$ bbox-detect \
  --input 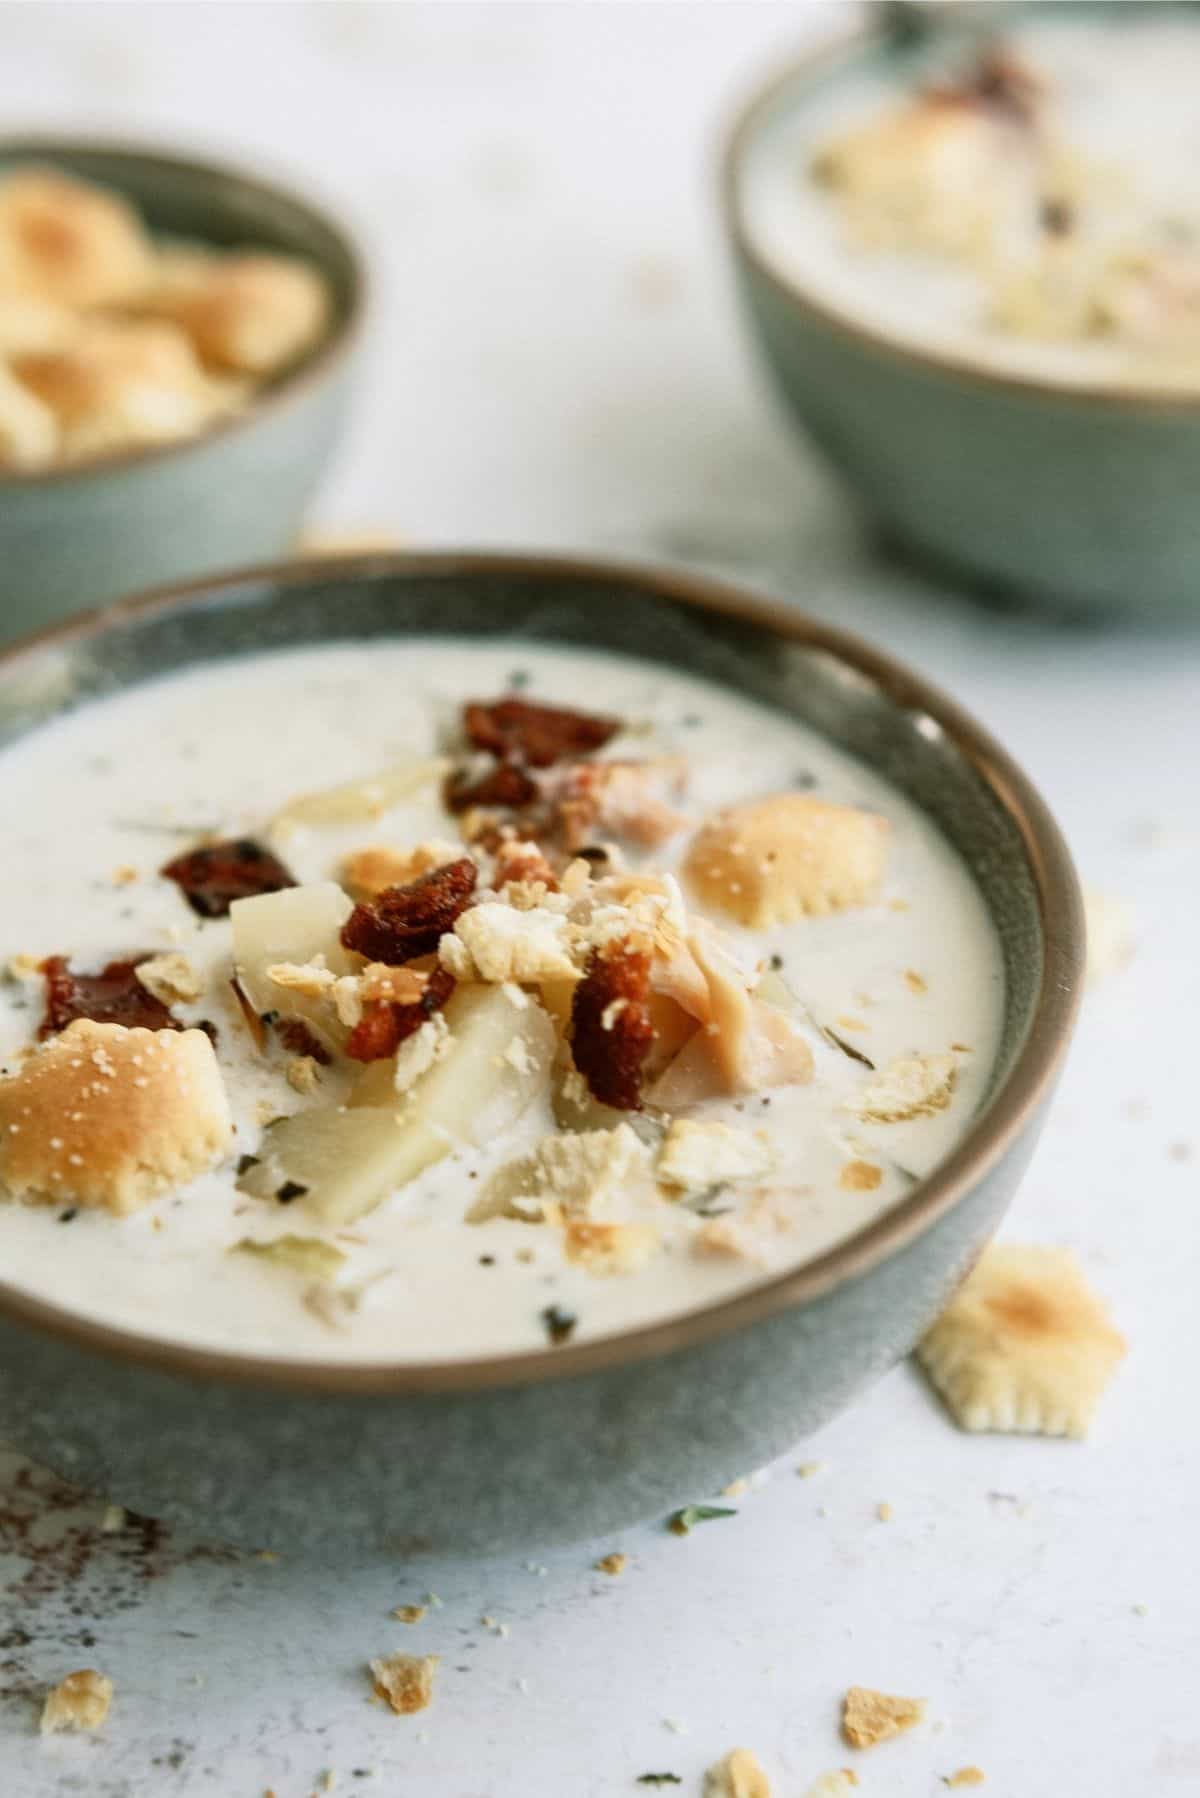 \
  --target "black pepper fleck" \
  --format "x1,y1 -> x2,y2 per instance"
57,1208 -> 78,1224
236,1154 -> 260,1177
275,1181 -> 308,1204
